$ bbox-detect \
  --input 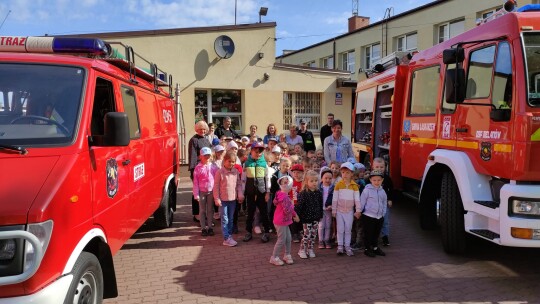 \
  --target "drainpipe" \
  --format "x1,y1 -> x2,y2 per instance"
333,38 -> 336,69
